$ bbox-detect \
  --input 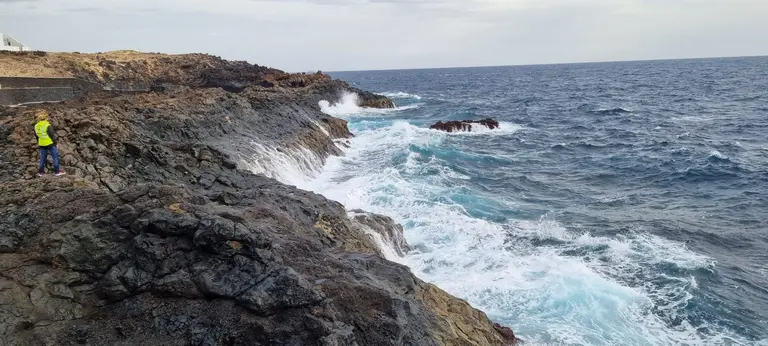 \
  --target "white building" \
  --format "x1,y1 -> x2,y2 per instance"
0,32 -> 31,52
